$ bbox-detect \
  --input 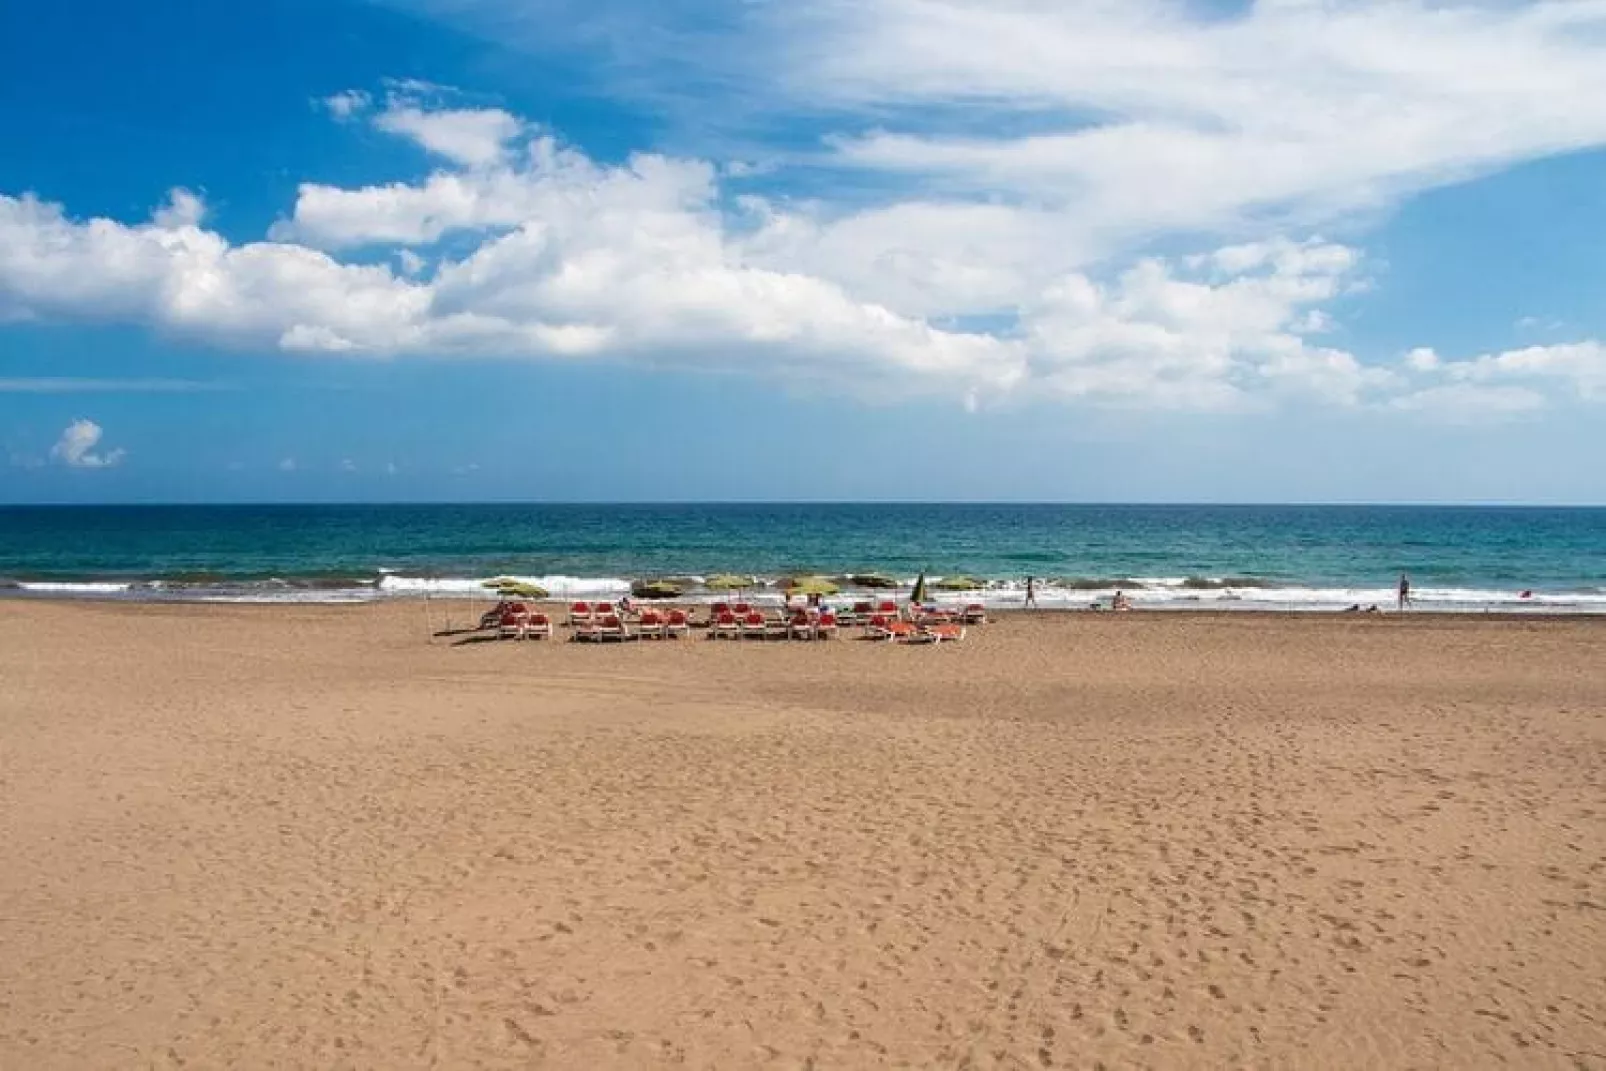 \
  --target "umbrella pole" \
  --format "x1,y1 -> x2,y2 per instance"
423,582 -> 434,644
